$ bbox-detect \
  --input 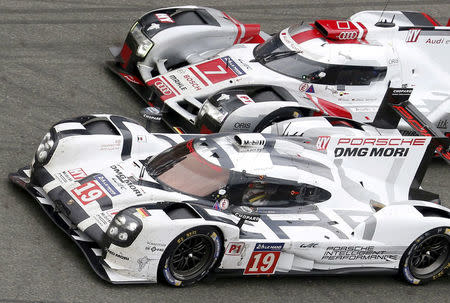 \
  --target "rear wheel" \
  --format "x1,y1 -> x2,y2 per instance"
158,226 -> 222,286
400,227 -> 450,285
